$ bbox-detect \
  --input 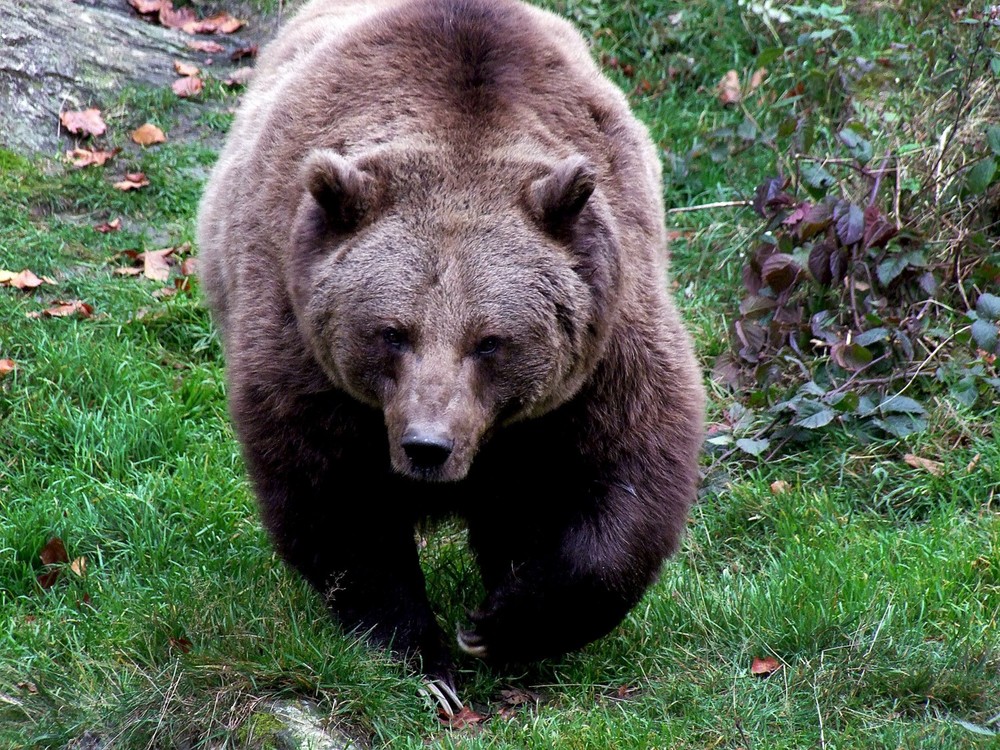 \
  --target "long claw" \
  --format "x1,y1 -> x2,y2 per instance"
419,677 -> 464,716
